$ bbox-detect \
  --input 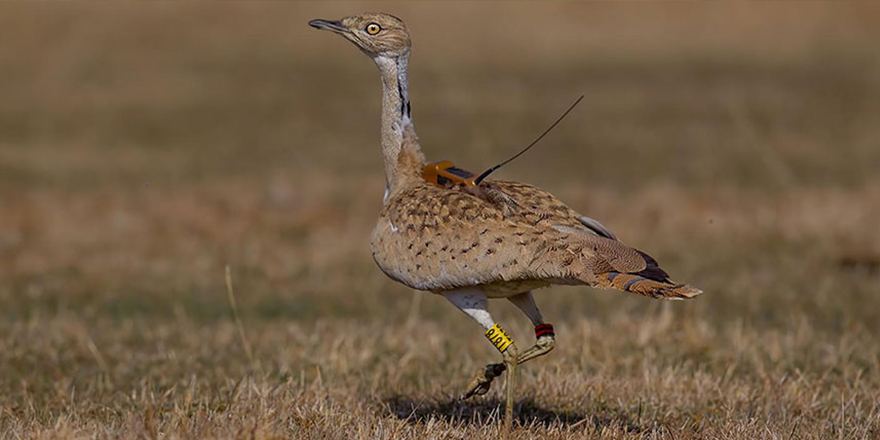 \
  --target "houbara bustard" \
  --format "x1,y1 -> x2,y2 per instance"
309,13 -> 701,427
